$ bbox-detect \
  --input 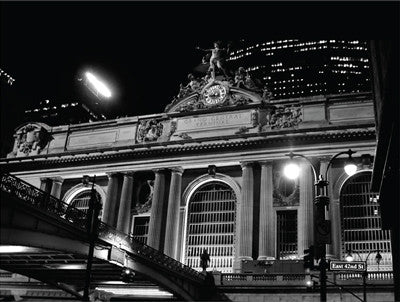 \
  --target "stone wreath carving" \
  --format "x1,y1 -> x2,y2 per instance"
134,180 -> 154,214
273,172 -> 300,207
